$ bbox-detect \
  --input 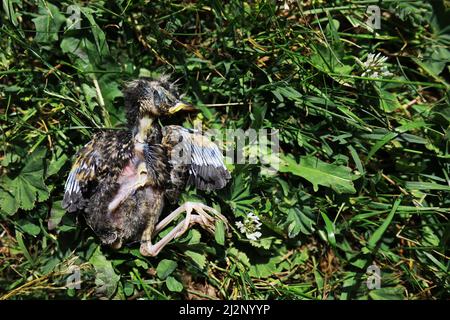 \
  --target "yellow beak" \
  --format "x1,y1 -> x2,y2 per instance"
168,101 -> 191,114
